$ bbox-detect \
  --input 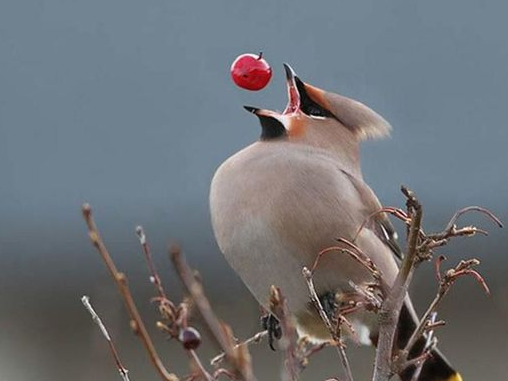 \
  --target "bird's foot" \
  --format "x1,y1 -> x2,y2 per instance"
319,291 -> 338,320
261,313 -> 282,351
